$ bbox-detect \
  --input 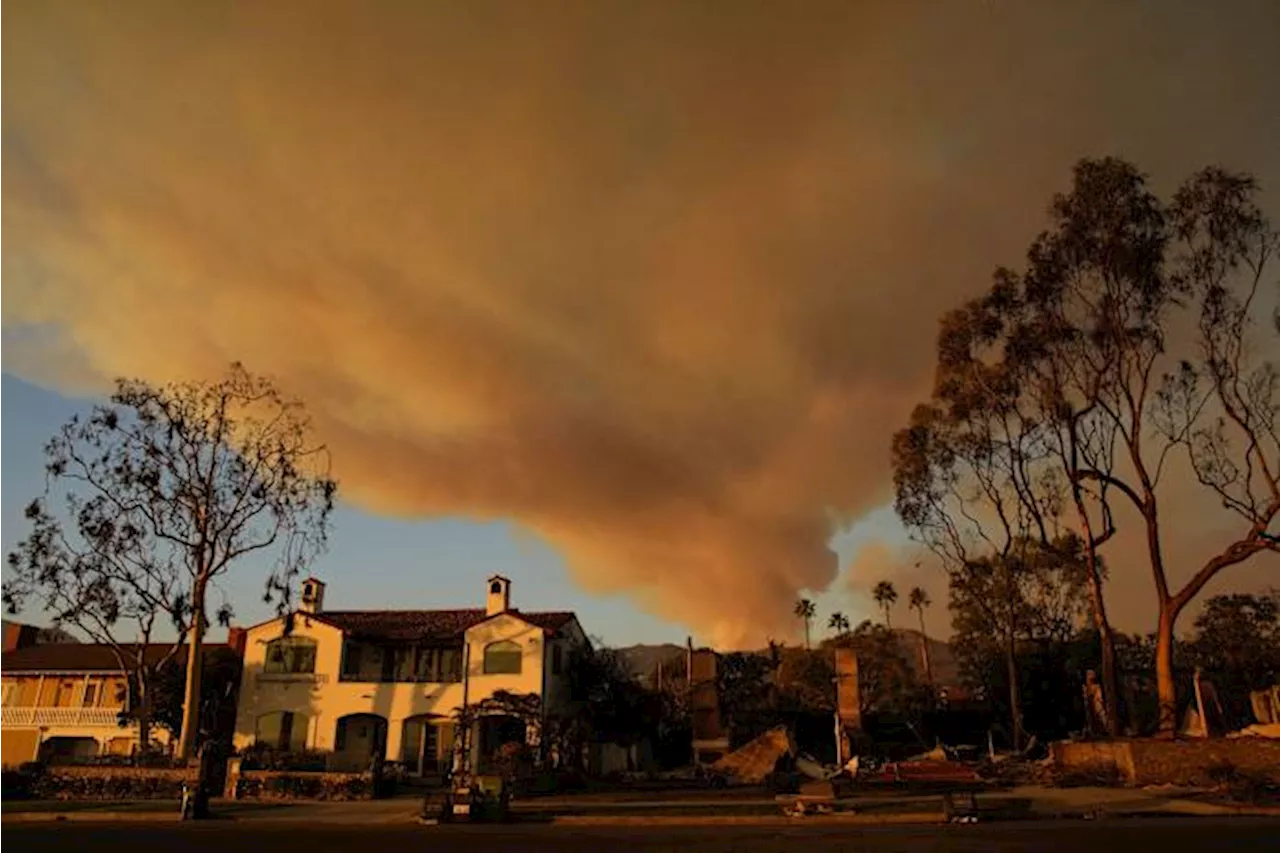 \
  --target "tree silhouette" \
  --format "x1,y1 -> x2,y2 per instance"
828,611 -> 851,637
872,581 -> 898,630
793,598 -> 816,649
908,587 -> 934,686
5,364 -> 336,759
893,158 -> 1279,734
